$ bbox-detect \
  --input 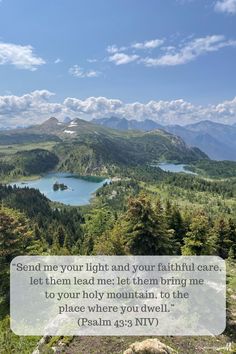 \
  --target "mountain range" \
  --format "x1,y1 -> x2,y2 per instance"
92,117 -> 236,161
91,117 -> 163,131
0,117 -> 207,176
